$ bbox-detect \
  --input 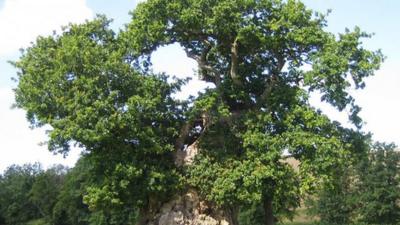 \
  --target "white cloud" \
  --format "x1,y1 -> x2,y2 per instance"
309,60 -> 400,145
0,0 -> 93,56
354,60 -> 400,145
151,44 -> 213,100
0,88 -> 81,172
0,0 -> 92,172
